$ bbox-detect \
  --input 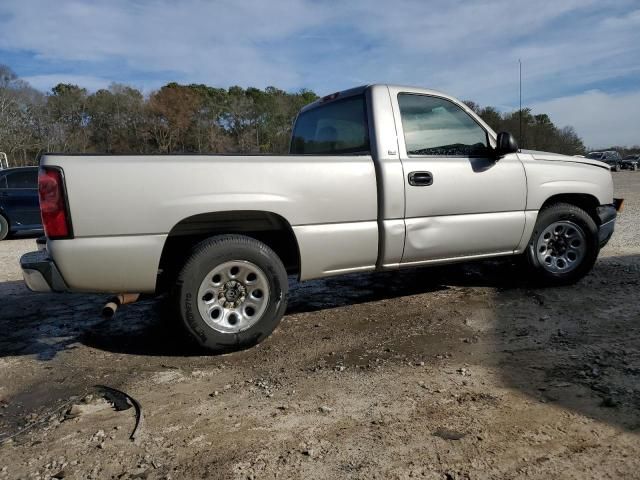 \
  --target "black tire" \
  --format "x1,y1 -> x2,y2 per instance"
0,215 -> 8,241
526,203 -> 599,285
175,234 -> 288,353
614,164 -> 621,172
